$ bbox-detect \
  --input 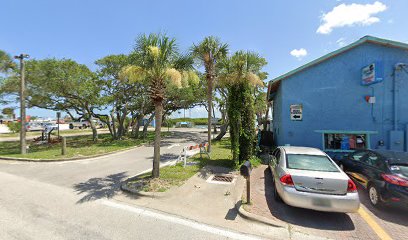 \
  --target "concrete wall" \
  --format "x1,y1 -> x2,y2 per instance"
272,42 -> 408,151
